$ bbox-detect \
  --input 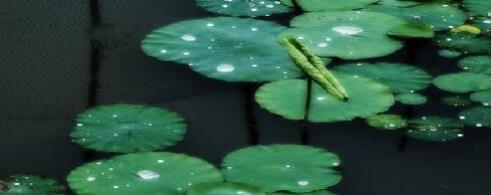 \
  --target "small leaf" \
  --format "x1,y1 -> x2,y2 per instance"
1,175 -> 64,195
433,72 -> 491,93
296,0 -> 378,11
407,116 -> 464,142
366,114 -> 408,130
459,106 -> 491,128
470,90 -> 491,106
458,55 -> 491,75
196,0 -> 292,17
396,93 -> 428,105
388,23 -> 435,38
